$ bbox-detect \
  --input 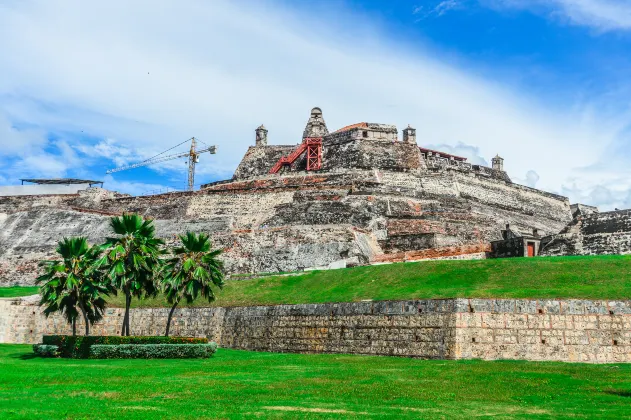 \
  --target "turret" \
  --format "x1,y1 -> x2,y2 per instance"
302,107 -> 329,139
403,125 -> 416,144
255,124 -> 268,146
492,154 -> 504,171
